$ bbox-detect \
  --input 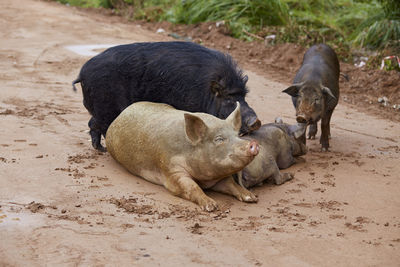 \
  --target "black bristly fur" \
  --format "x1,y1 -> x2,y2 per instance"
73,41 -> 258,151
